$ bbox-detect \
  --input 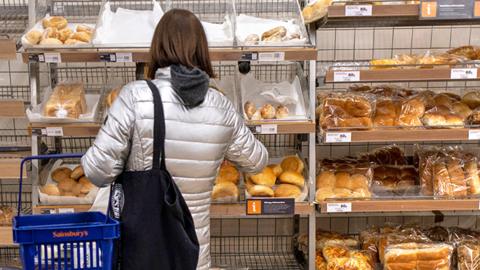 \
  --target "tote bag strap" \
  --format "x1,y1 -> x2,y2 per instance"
145,80 -> 167,170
